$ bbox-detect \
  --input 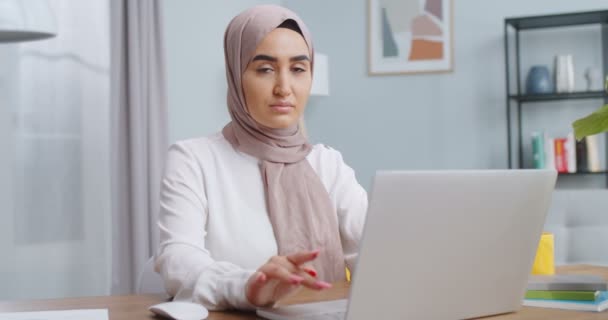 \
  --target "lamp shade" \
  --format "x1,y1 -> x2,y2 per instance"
311,52 -> 329,96
0,0 -> 56,42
